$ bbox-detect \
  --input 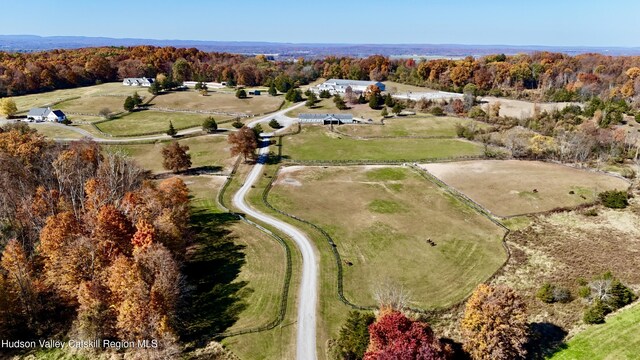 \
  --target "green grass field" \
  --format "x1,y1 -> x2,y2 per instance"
338,115 -> 489,138
186,173 -> 295,359
550,303 -> 640,360
268,166 -> 507,309
281,125 -> 484,161
107,135 -> 236,173
95,110 -> 232,136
